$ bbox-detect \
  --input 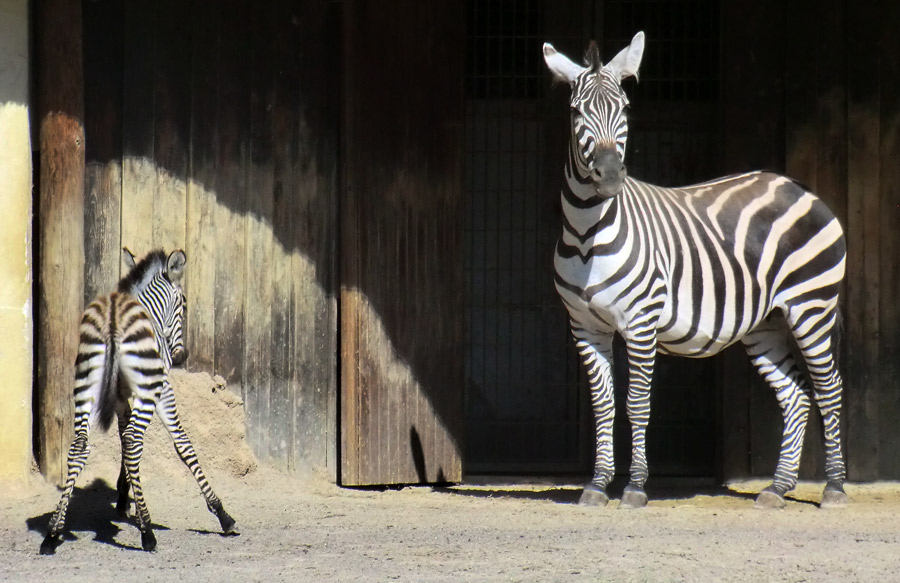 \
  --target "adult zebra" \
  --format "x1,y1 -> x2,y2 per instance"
40,248 -> 237,555
543,32 -> 847,509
